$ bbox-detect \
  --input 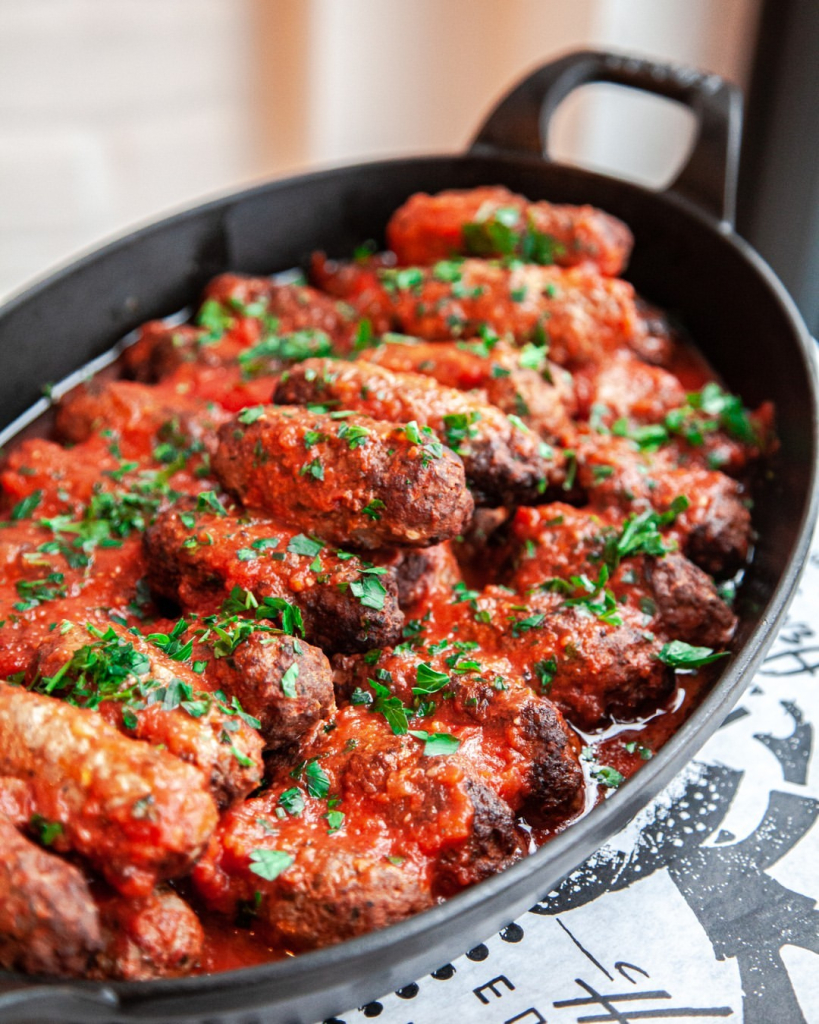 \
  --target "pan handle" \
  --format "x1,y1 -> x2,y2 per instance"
469,49 -> 743,228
